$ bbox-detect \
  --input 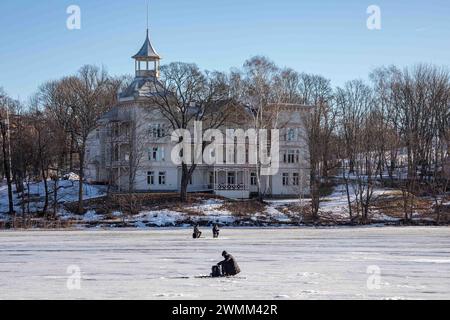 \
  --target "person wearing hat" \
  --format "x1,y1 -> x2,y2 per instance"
217,251 -> 241,276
